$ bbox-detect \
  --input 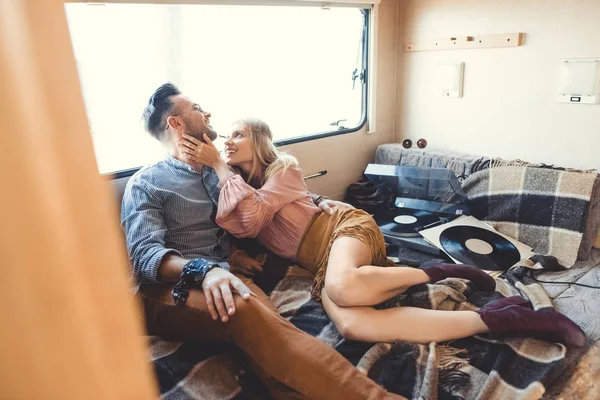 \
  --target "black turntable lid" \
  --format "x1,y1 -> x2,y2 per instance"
364,164 -> 468,205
